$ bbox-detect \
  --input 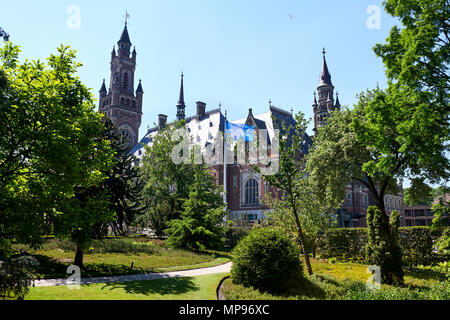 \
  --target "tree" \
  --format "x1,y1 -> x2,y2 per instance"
260,112 -> 339,276
0,43 -> 114,252
95,118 -> 144,237
53,118 -> 144,268
165,160 -> 225,252
138,122 -> 195,237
